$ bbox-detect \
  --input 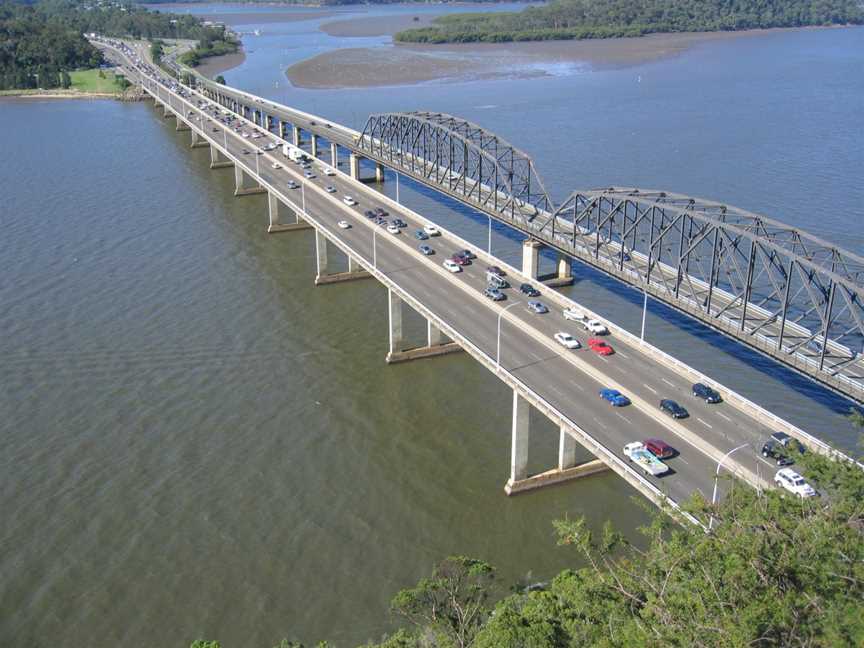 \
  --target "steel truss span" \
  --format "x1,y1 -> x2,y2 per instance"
357,113 -> 864,401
